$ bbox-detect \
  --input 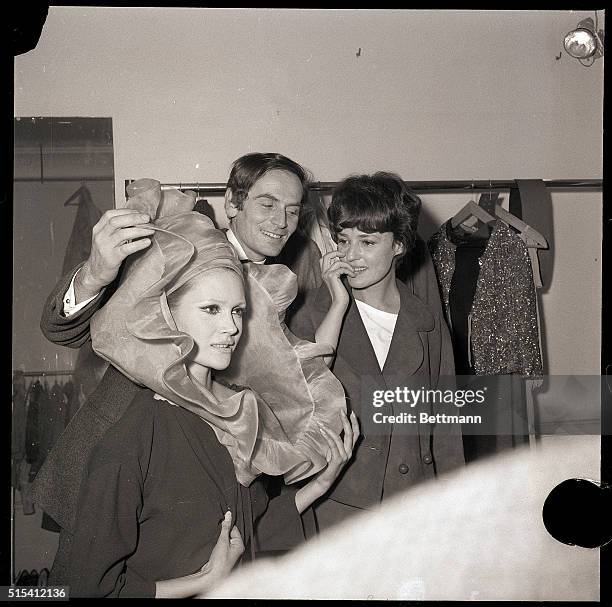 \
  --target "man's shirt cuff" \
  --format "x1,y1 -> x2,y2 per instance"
63,268 -> 100,317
